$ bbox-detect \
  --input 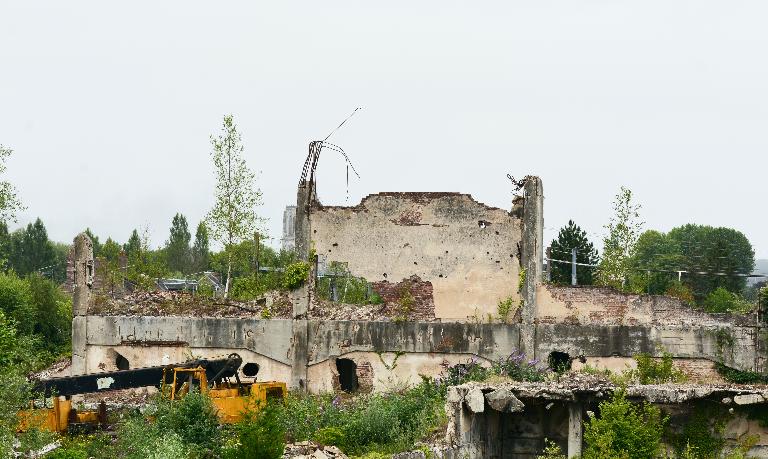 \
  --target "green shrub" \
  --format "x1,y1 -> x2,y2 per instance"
283,262 -> 310,290
278,380 -> 444,456
715,362 -> 768,384
670,405 -> 726,459
632,352 -> 686,384
154,391 -> 221,455
439,357 -> 490,387
313,426 -> 347,448
493,352 -> 549,382
704,288 -> 752,313
224,402 -> 285,459
112,416 -> 180,459
537,439 -> 567,459
583,389 -> 668,459
496,296 -> 516,322
665,281 -> 695,305
0,272 -> 35,334
48,447 -> 89,459
279,392 -> 344,443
